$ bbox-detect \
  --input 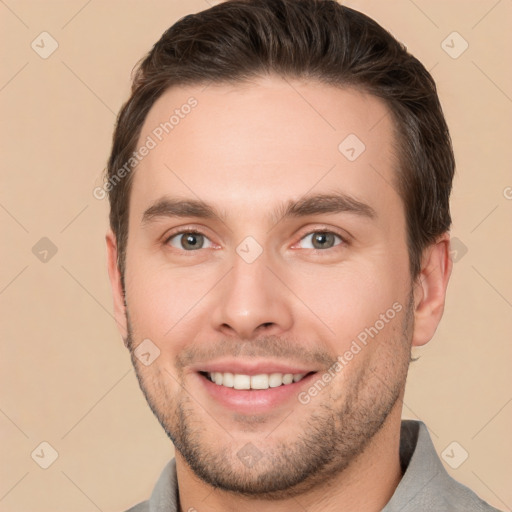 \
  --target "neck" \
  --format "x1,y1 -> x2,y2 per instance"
175,405 -> 404,512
